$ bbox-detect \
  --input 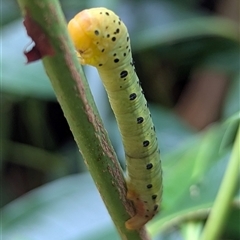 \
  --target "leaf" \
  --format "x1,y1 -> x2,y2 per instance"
2,173 -> 120,240
1,21 -> 55,99
23,10 -> 55,63
147,115 -> 239,237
